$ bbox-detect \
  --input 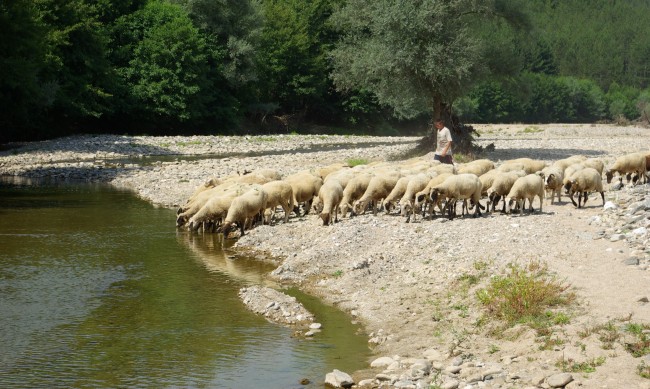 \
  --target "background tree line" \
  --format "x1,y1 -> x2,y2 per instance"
1,0 -> 649,144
